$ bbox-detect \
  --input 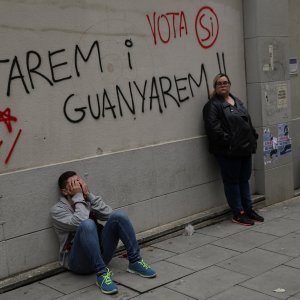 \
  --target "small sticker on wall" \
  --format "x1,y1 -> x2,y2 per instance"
263,128 -> 278,165
277,83 -> 287,109
278,123 -> 291,156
